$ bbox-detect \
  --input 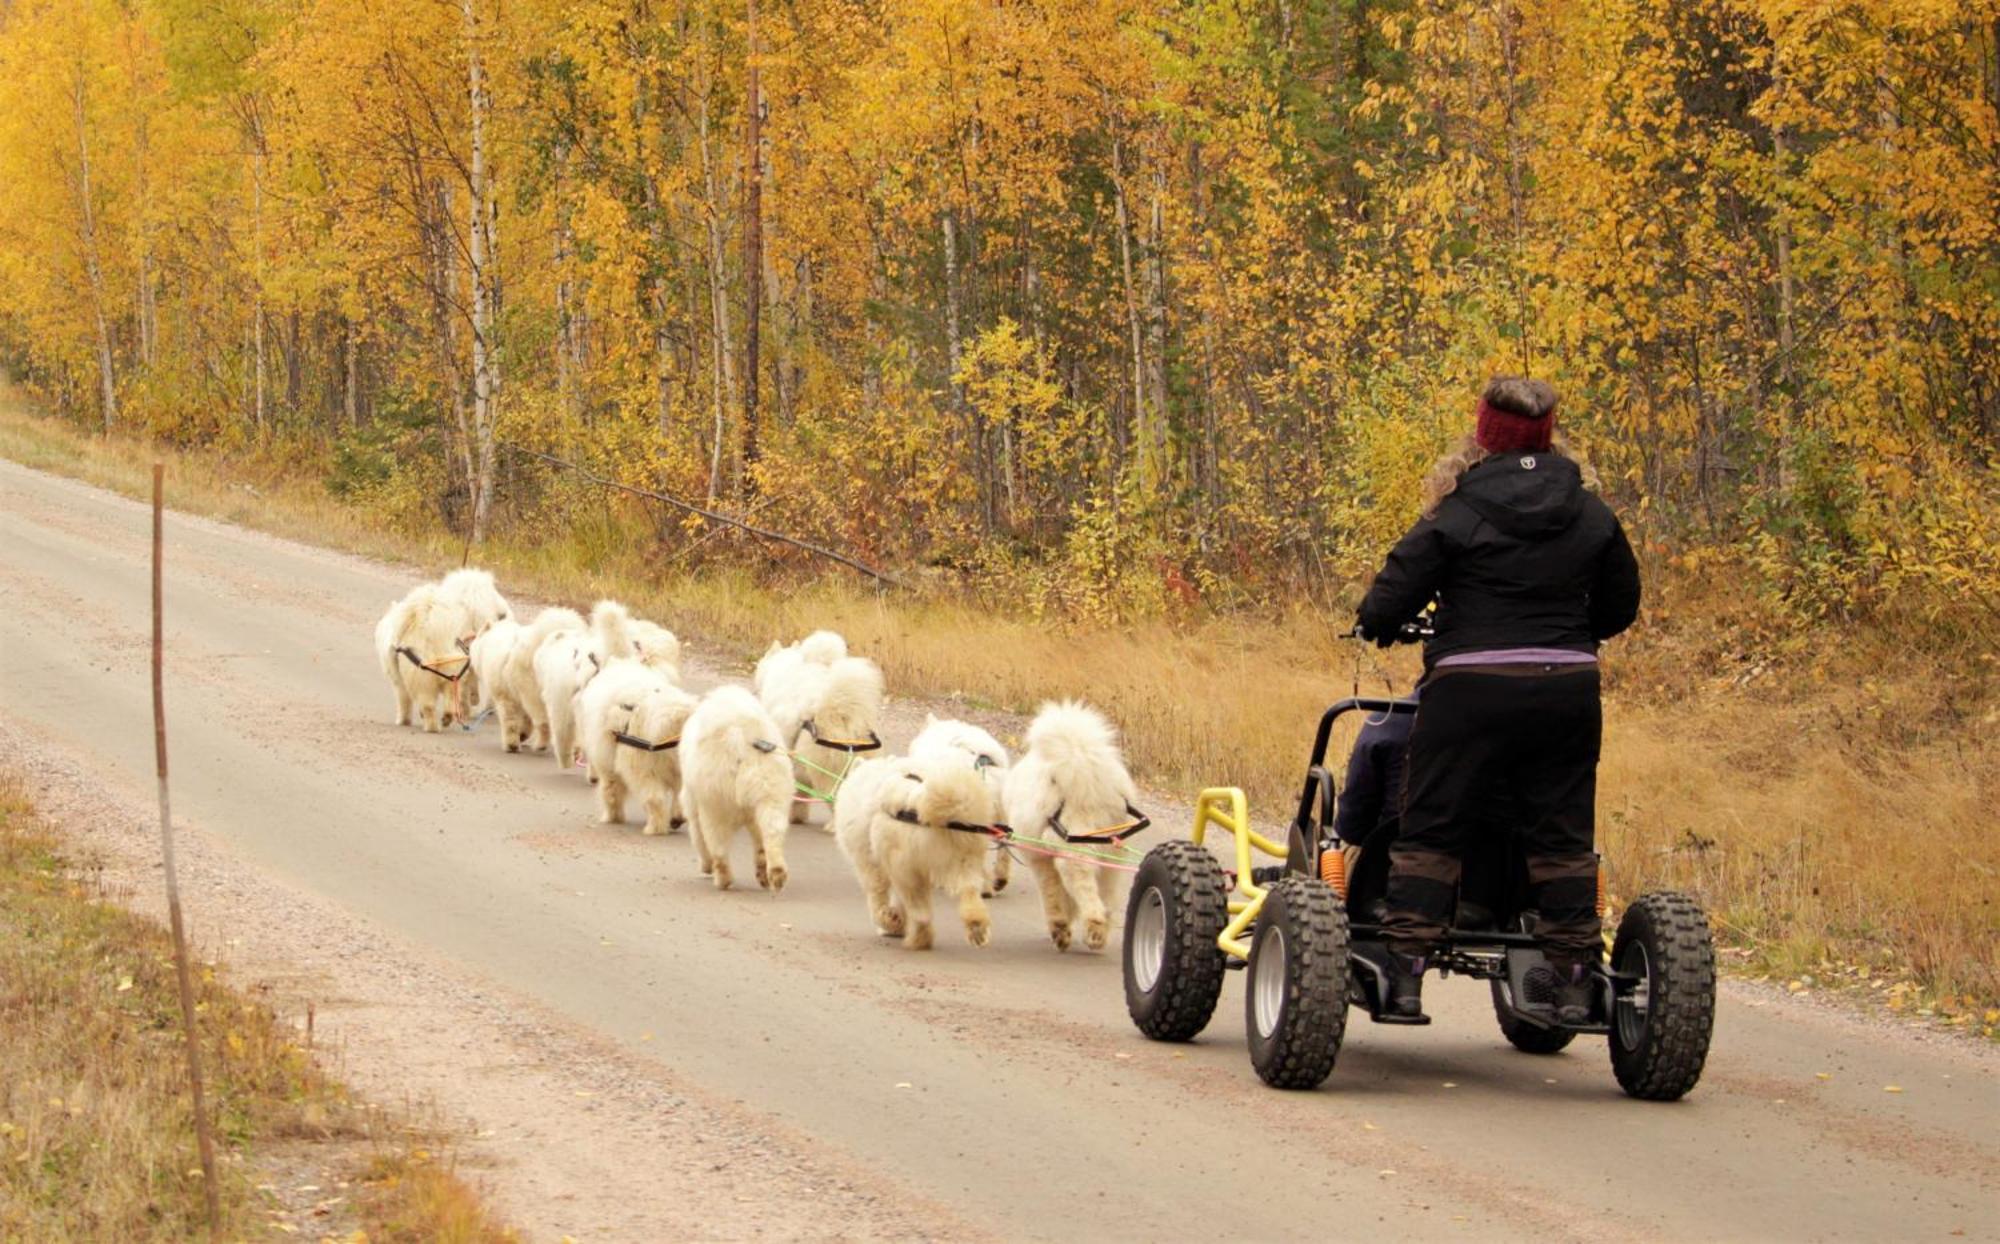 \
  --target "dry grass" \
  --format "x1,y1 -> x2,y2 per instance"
3,396 -> 1993,1020
0,778 -> 515,1240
